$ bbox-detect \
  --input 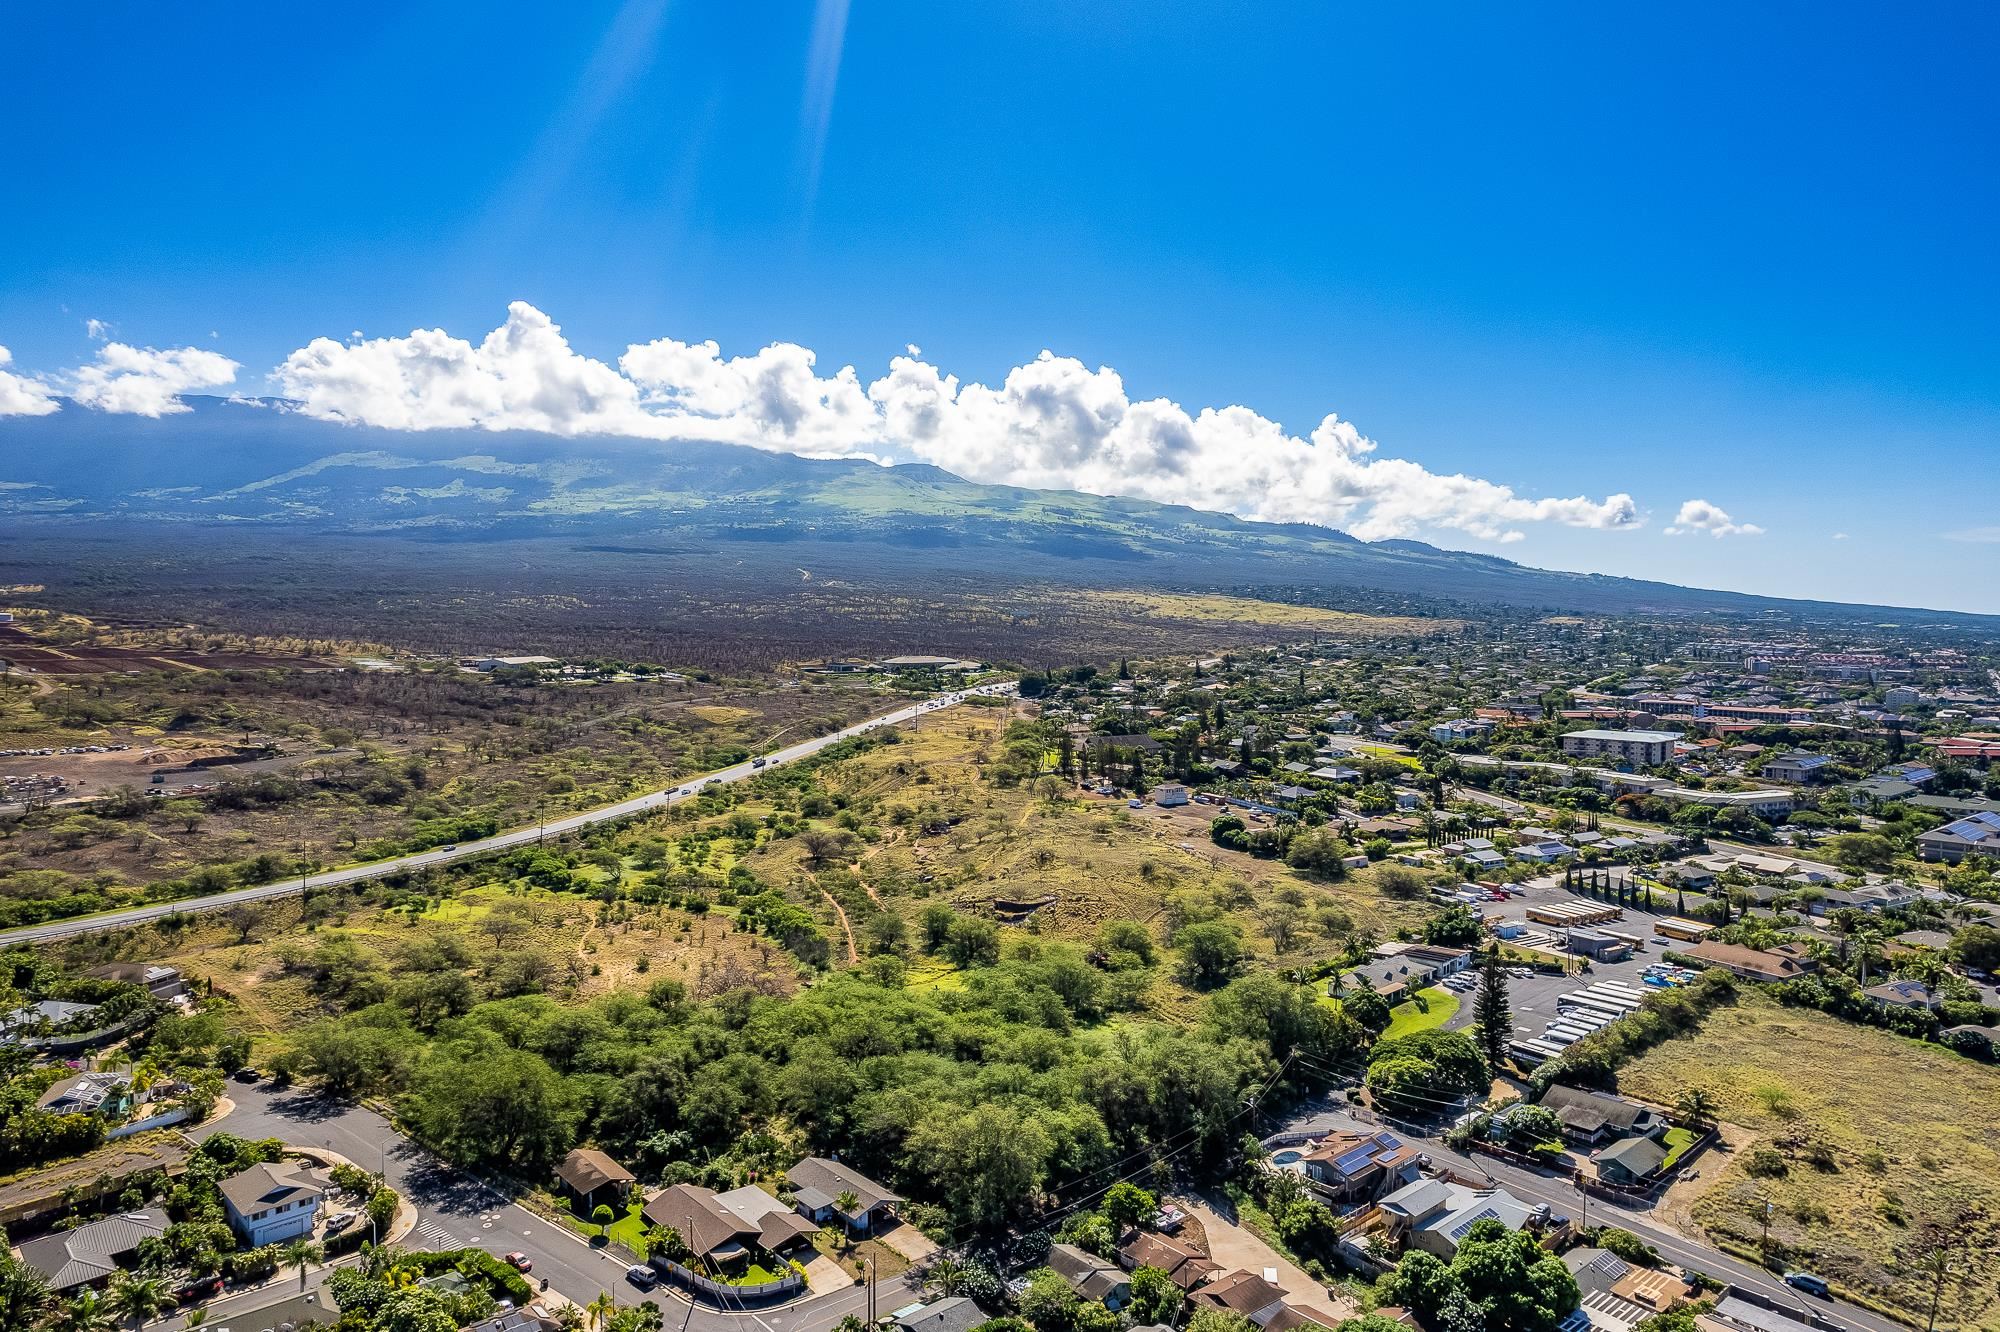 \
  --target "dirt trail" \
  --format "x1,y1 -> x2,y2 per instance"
818,883 -> 860,963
